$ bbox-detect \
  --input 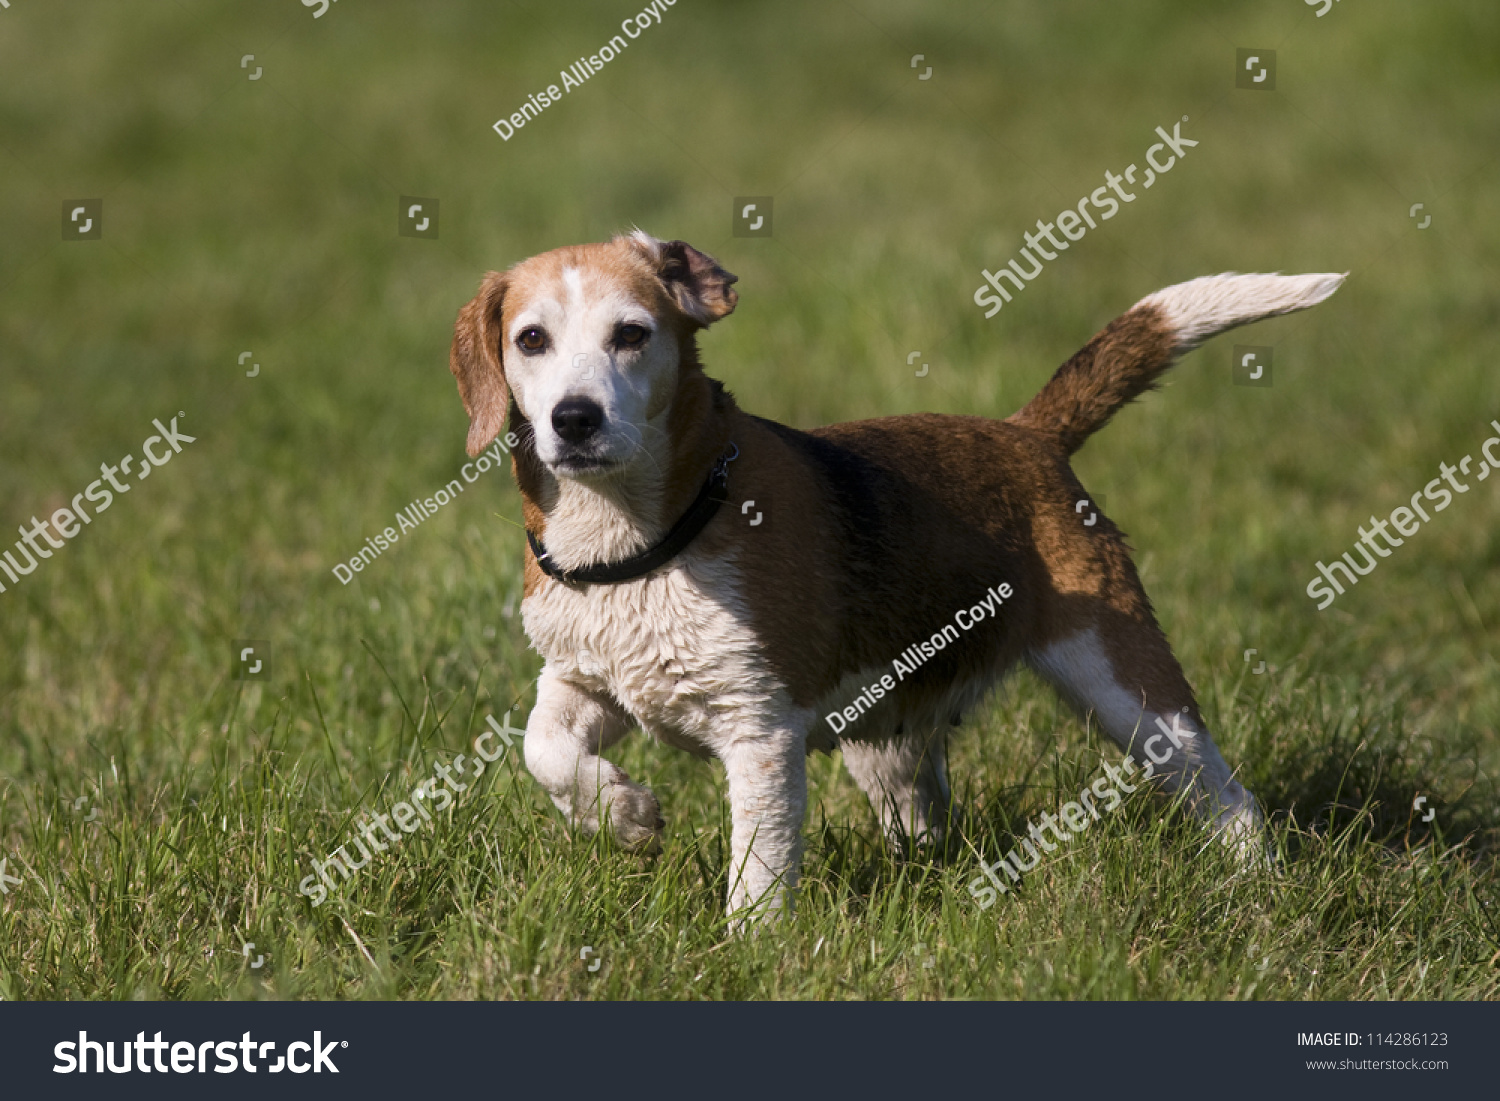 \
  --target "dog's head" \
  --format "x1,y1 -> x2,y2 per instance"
449,231 -> 738,475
